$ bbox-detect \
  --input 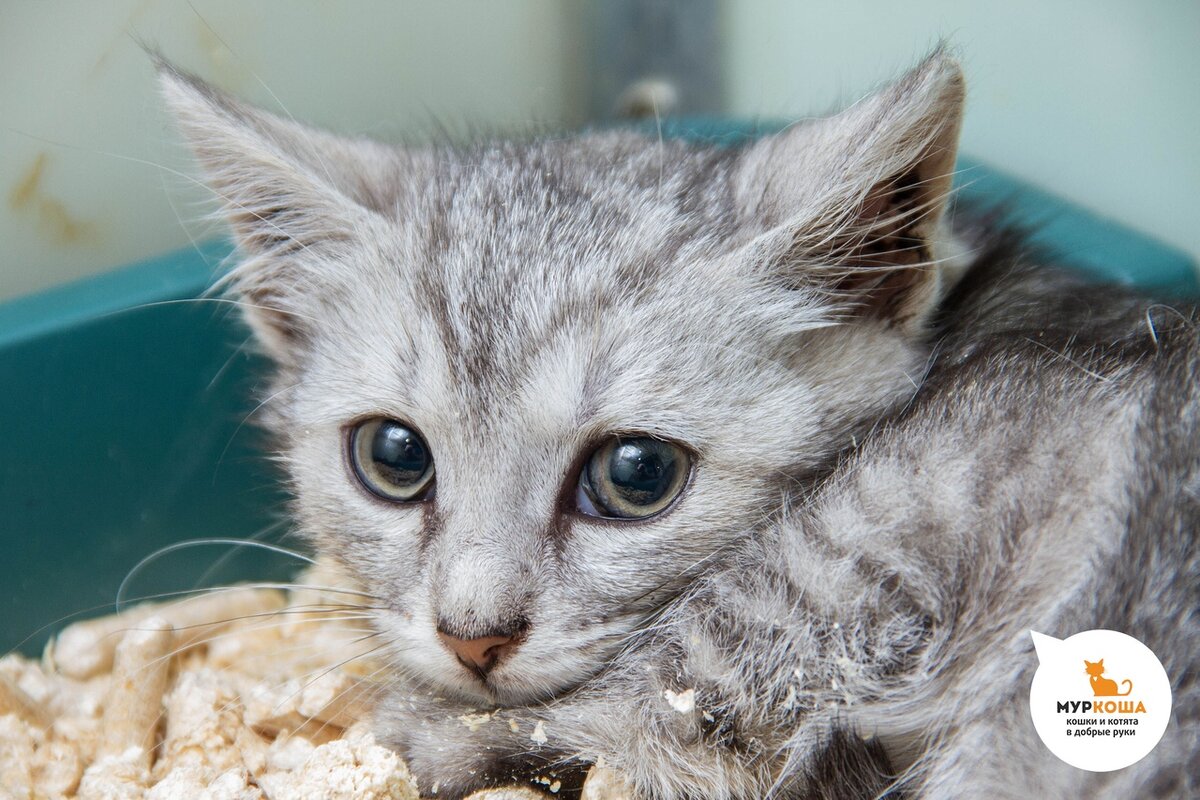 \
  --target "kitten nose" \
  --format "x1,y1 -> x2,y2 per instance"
436,627 -> 518,675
